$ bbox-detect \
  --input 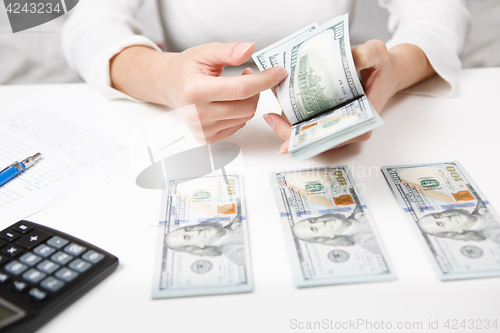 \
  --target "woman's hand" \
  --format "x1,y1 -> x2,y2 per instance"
263,40 -> 435,153
110,42 -> 287,143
